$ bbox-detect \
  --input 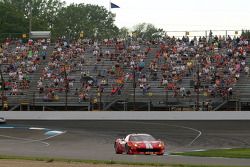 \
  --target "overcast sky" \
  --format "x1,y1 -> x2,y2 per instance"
65,0 -> 250,32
